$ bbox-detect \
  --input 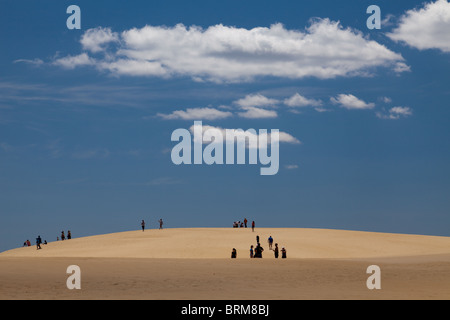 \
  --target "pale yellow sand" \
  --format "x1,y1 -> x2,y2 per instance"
1,228 -> 450,300
3,228 -> 450,259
